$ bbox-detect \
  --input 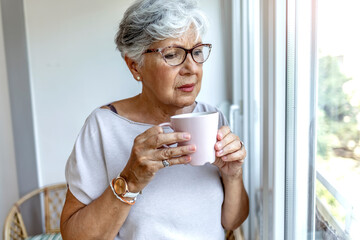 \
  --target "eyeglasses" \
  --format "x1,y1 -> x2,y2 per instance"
143,43 -> 212,66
